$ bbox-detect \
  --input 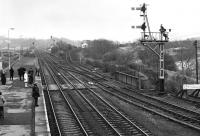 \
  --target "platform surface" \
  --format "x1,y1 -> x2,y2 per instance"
0,57 -> 50,136
0,78 -> 33,135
